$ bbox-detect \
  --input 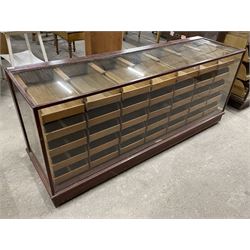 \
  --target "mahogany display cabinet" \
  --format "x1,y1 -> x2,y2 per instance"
6,36 -> 244,207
